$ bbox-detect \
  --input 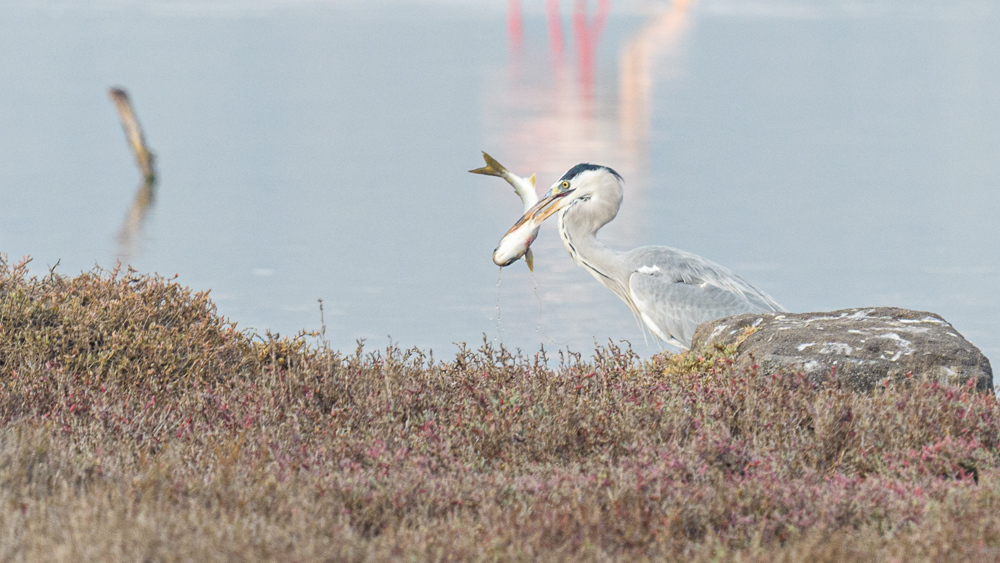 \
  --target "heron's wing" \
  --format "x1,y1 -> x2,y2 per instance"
629,272 -> 762,348
626,247 -> 785,312
625,247 -> 784,348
